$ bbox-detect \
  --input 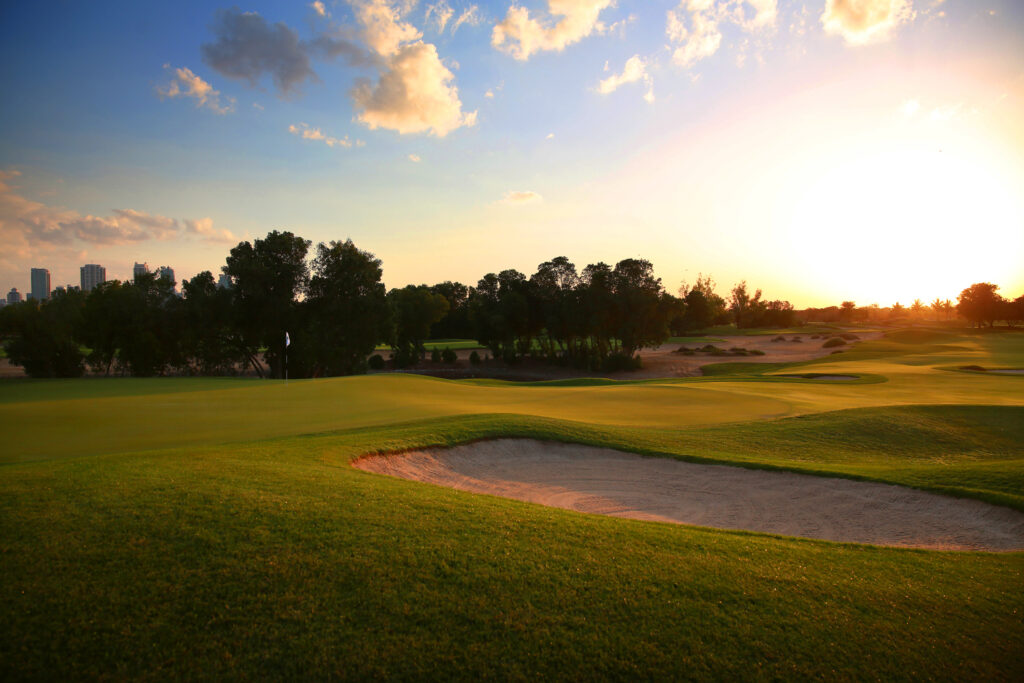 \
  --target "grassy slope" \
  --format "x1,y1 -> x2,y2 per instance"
1,329 -> 1023,678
